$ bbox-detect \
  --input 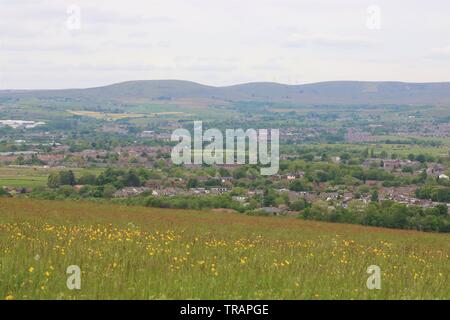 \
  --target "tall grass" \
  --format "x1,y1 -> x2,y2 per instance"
0,198 -> 448,299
